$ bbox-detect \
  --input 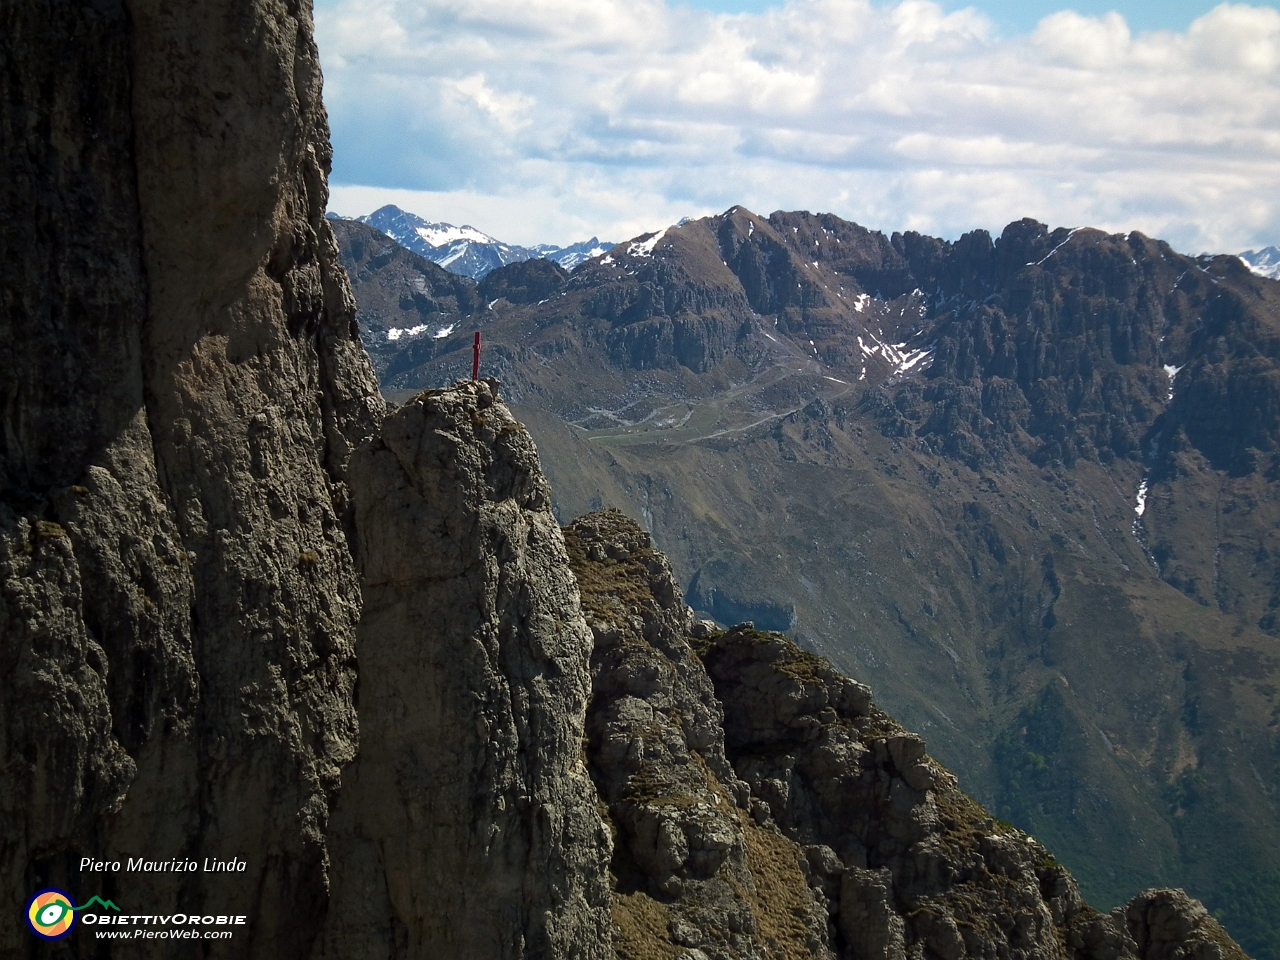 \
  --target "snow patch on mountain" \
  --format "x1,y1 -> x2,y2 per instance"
1031,227 -> 1082,267
386,325 -> 428,342
856,330 -> 934,376
415,224 -> 495,247
628,228 -> 667,258
385,322 -> 457,343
